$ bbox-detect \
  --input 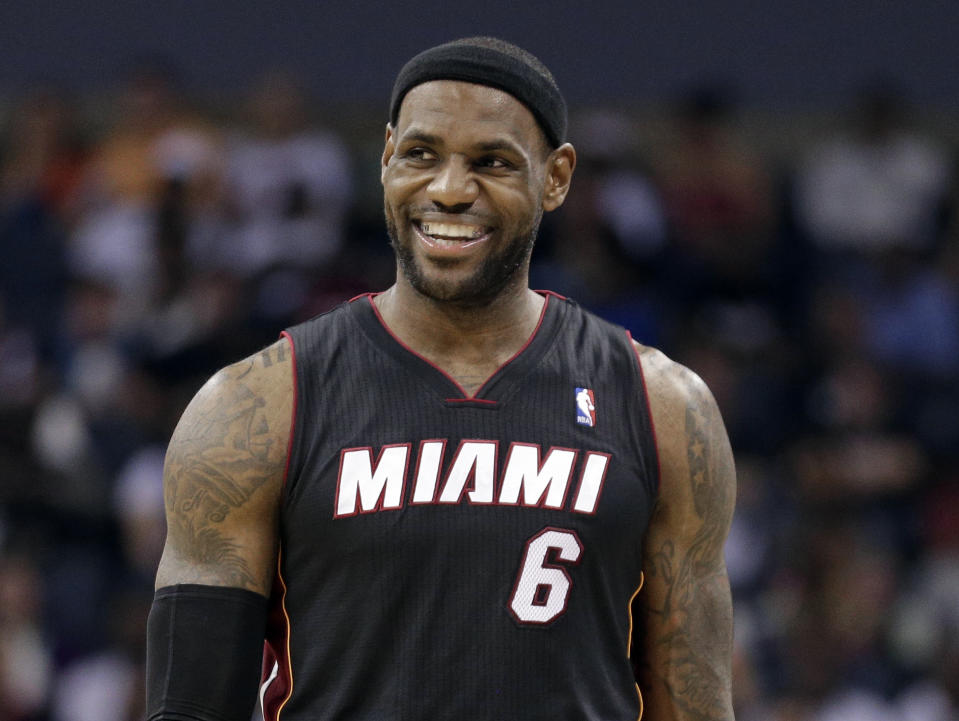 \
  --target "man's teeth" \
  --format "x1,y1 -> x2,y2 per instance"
421,222 -> 485,240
